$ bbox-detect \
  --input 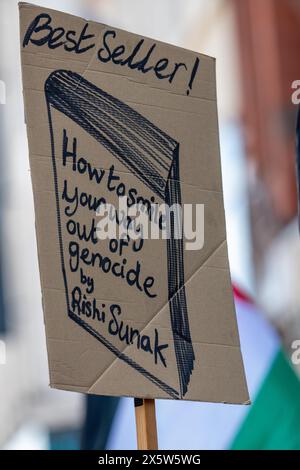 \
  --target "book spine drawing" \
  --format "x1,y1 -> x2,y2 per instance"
45,70 -> 195,397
